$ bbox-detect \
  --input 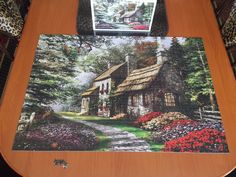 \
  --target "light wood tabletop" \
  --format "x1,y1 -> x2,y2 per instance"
0,0 -> 235,177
